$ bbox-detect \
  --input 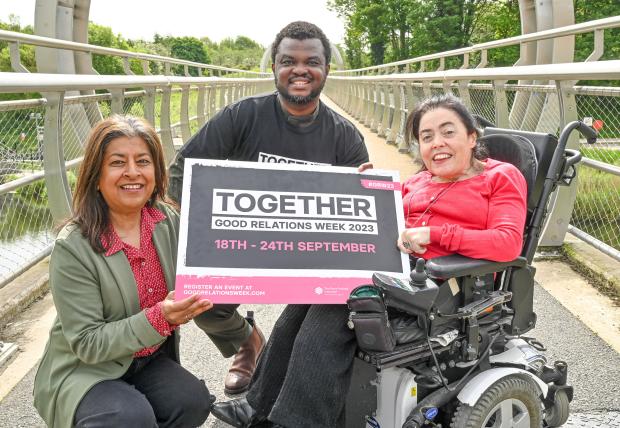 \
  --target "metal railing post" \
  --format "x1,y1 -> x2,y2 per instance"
540,82 -> 580,246
159,86 -> 175,163
180,85 -> 191,143
493,81 -> 510,128
110,88 -> 124,115
397,83 -> 415,153
42,91 -> 72,223
218,84 -> 226,112
378,84 -> 391,137
208,85 -> 216,119
386,82 -> 402,144
9,42 -> 29,73
144,87 -> 156,125
197,85 -> 206,127
370,83 -> 383,132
